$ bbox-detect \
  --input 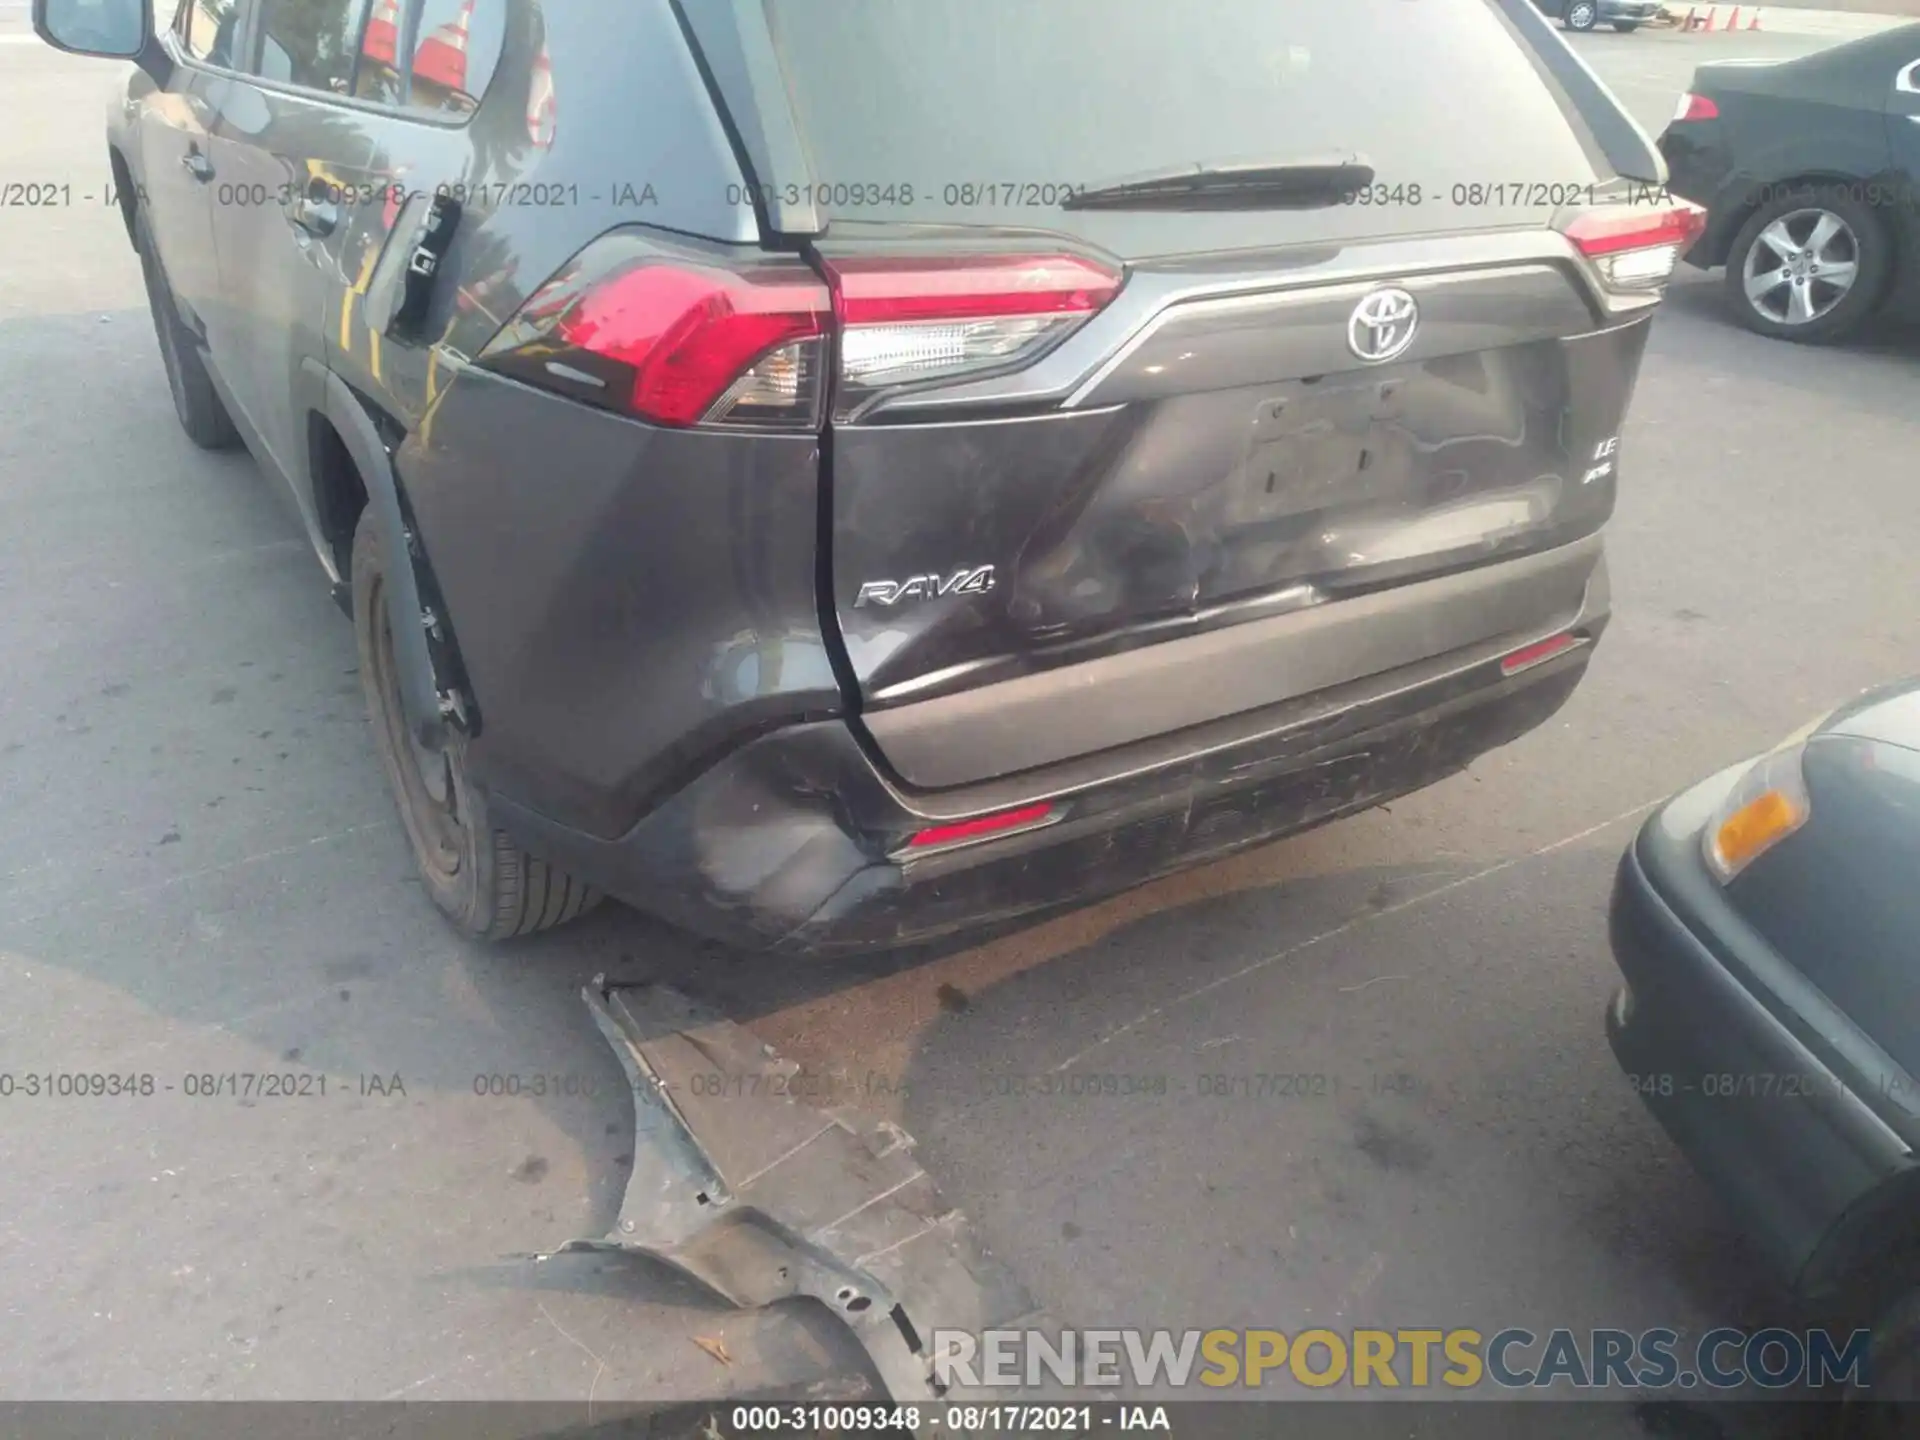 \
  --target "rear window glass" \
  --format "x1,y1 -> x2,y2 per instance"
763,0 -> 1613,252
